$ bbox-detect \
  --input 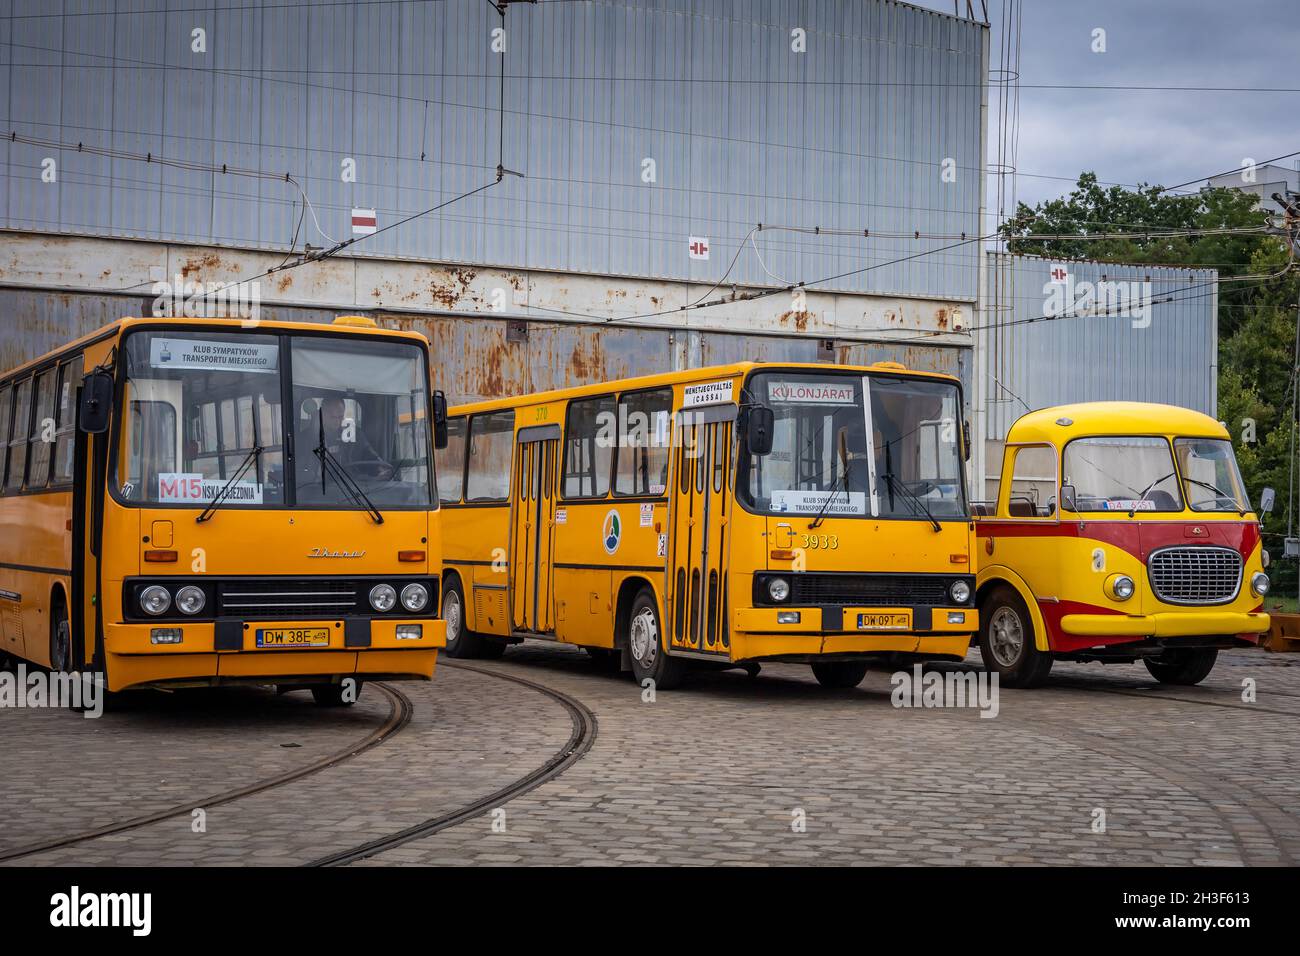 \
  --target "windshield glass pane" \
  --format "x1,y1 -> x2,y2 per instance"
291,336 -> 433,508
1062,436 -> 1181,512
1174,438 -> 1249,512
739,372 -> 966,519
119,330 -> 286,506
